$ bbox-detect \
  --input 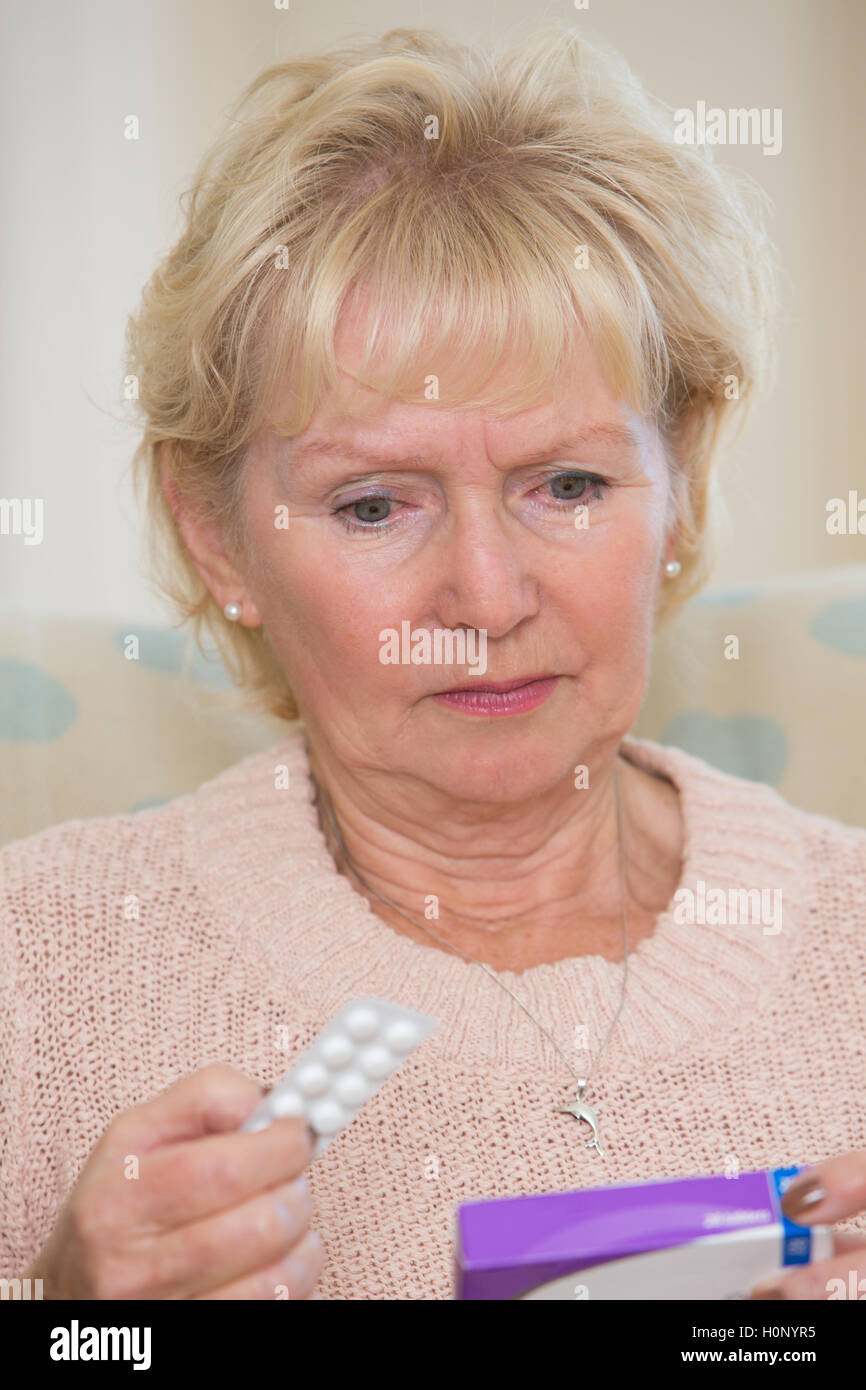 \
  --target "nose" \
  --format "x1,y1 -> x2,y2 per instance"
432,501 -> 540,640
